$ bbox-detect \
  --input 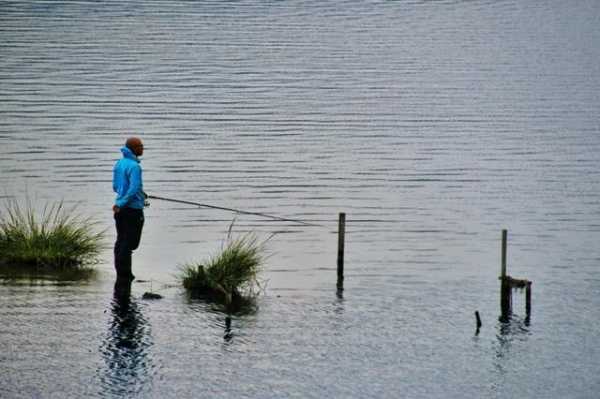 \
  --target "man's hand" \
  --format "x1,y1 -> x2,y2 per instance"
143,191 -> 150,207
112,204 -> 120,214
